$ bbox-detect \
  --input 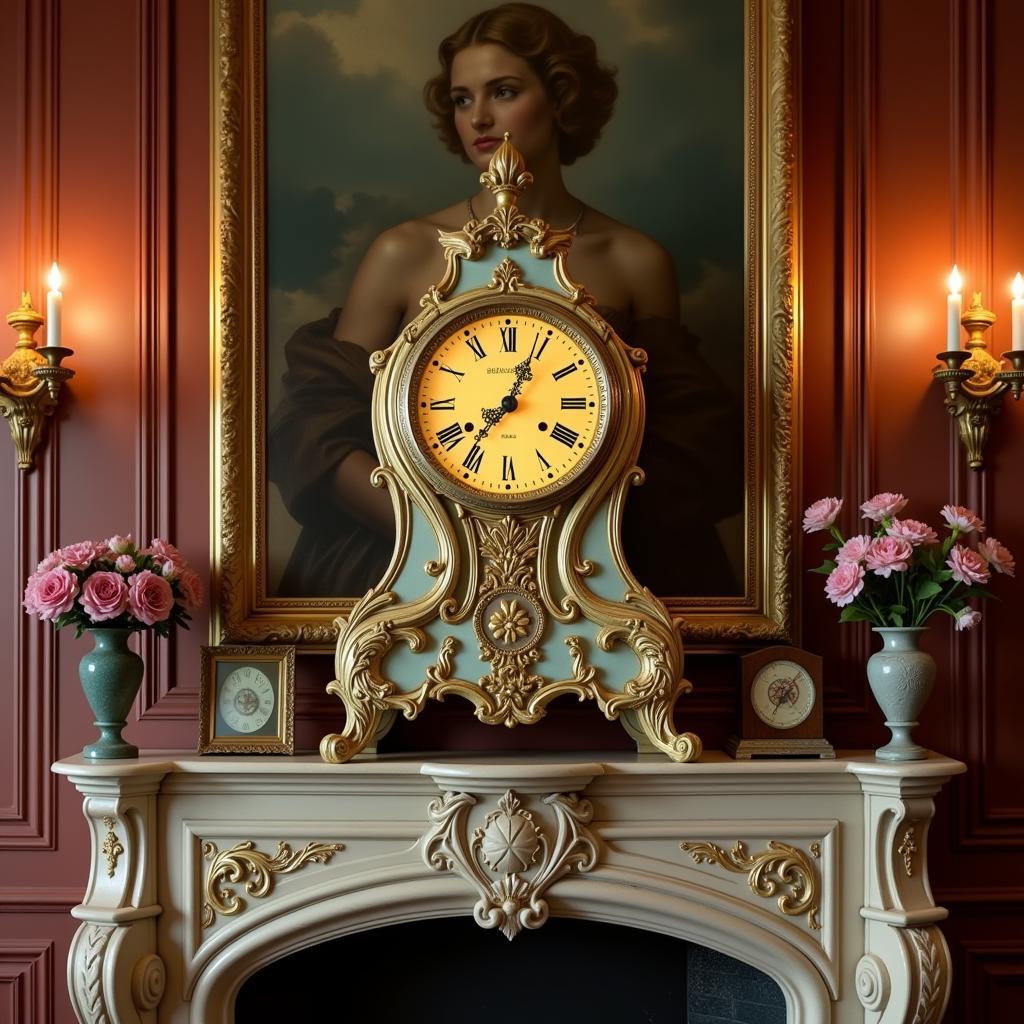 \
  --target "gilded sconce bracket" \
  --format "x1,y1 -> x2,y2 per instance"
0,293 -> 74,470
933,294 -> 1024,470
